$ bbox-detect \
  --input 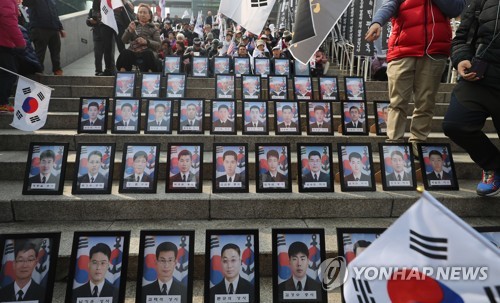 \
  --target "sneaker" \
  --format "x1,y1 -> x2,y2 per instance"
476,170 -> 500,196
0,105 -> 14,113
54,69 -> 63,76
